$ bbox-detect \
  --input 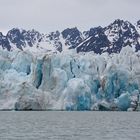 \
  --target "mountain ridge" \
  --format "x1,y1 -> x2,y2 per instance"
1,19 -> 140,54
